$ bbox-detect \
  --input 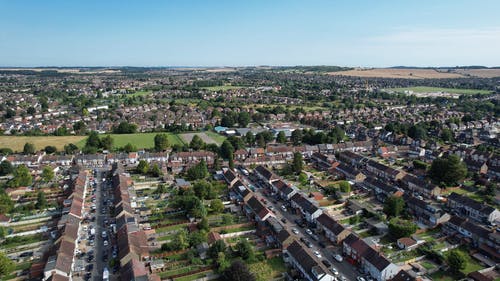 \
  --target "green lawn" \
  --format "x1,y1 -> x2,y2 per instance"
128,90 -> 153,97
174,271 -> 212,281
201,85 -> 243,91
78,132 -> 185,149
384,86 -> 491,95
205,131 -> 227,144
